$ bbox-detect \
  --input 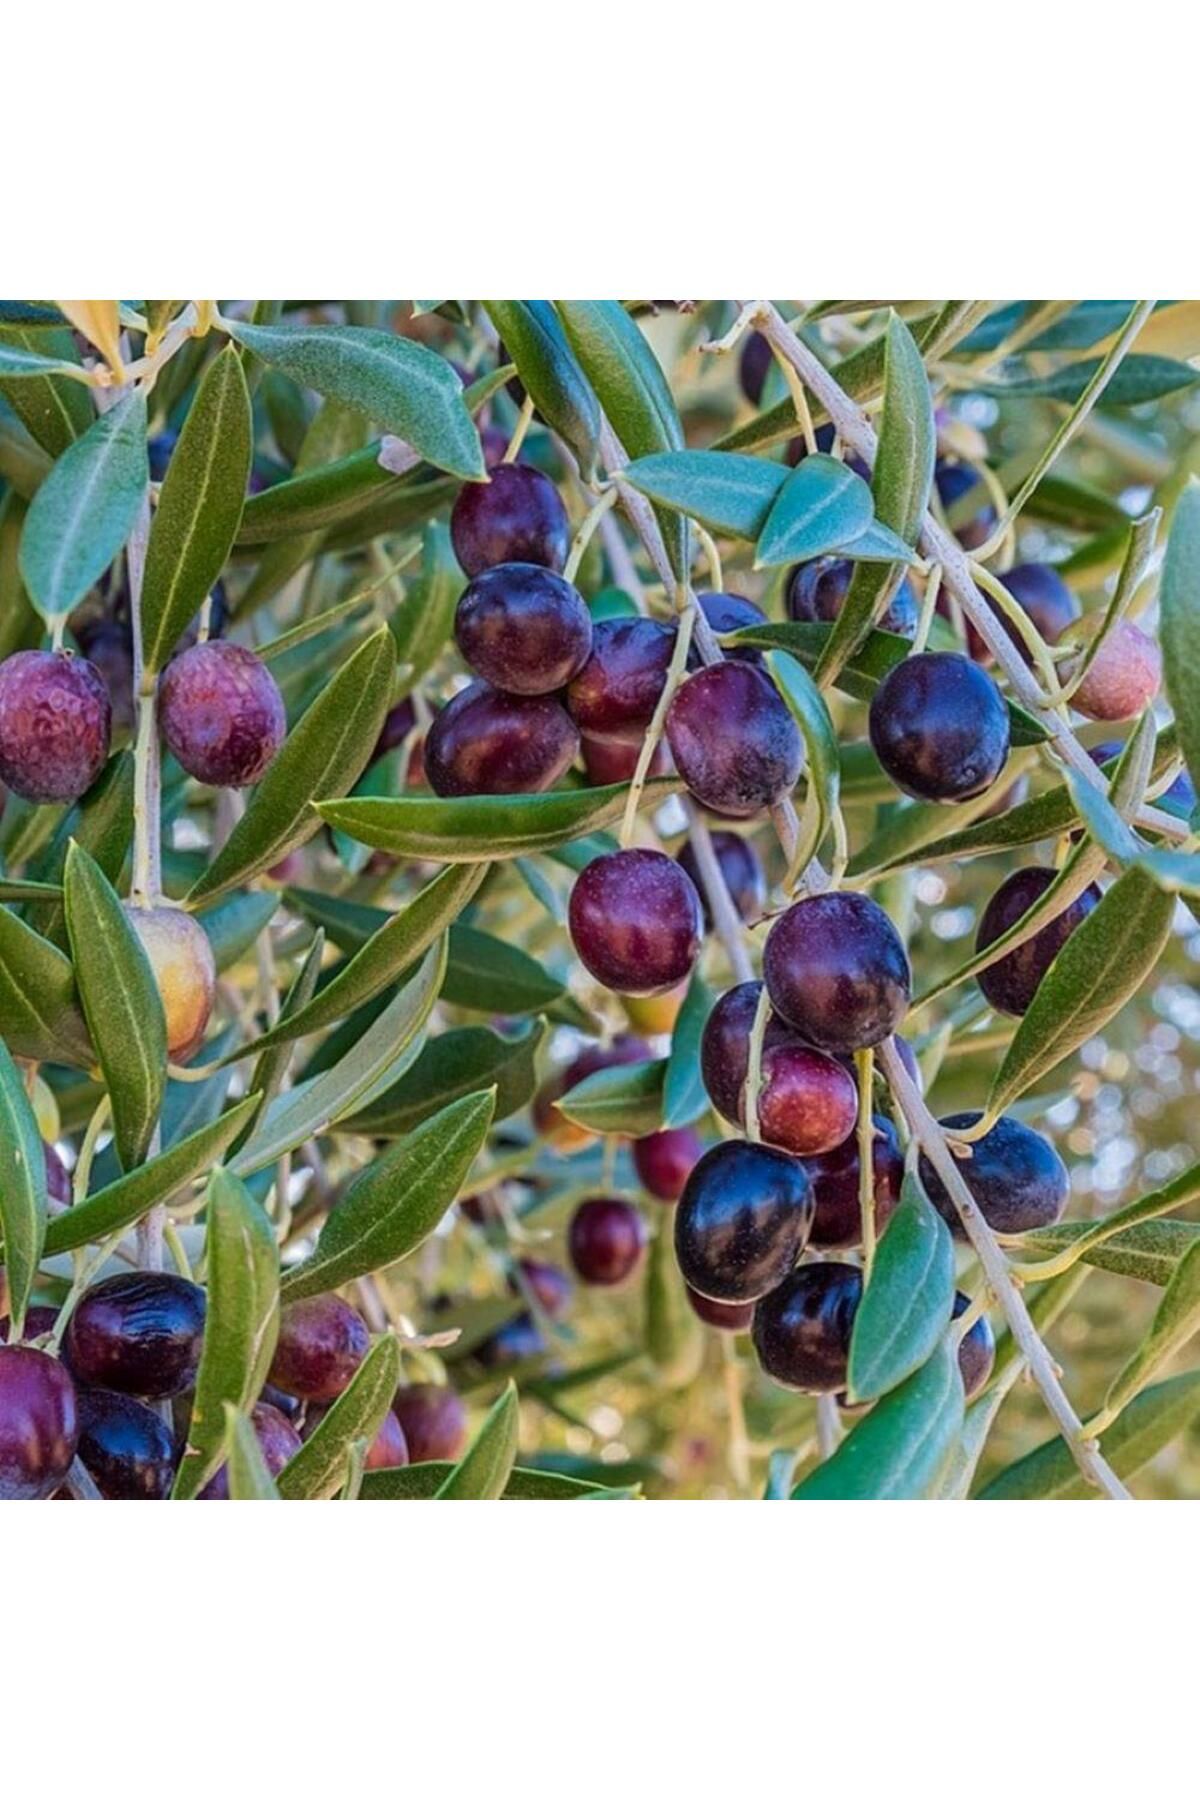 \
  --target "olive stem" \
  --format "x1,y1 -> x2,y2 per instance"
64,1458 -> 104,1500
741,982 -> 772,1146
563,483 -> 620,585
816,1393 -> 842,1460
502,393 -> 536,463
127,491 -> 162,907
854,1049 -> 877,1281
618,599 -> 694,848
683,805 -> 754,985
912,562 -> 941,656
